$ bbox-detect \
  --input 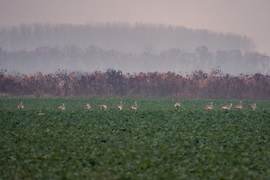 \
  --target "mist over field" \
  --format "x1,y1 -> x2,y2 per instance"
1,0 -> 270,76
1,22 -> 269,76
